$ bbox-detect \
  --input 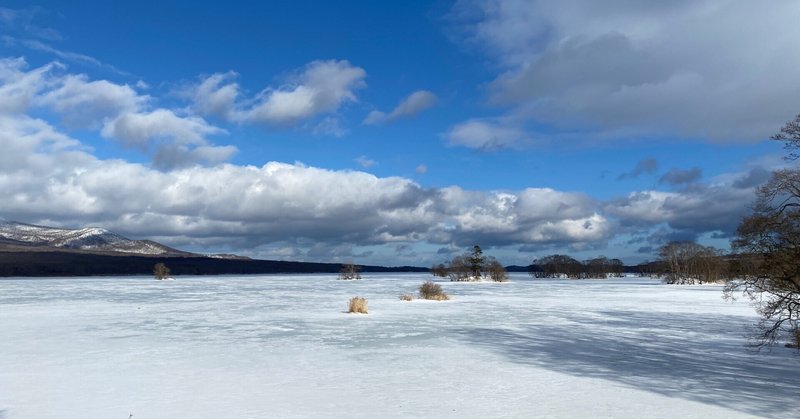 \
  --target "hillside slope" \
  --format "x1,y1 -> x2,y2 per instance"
0,220 -> 191,256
